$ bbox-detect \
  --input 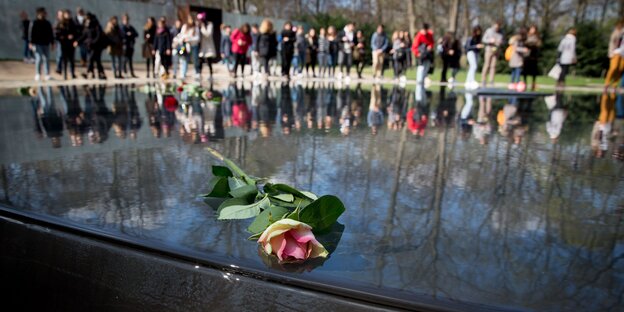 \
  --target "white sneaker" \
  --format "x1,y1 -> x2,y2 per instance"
337,72 -> 343,79
424,77 -> 432,89
448,77 -> 455,85
45,75 -> 53,81
399,75 -> 406,83
344,76 -> 351,83
34,74 -> 41,81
